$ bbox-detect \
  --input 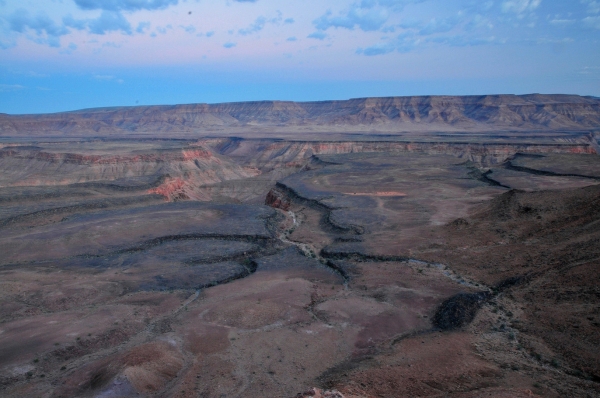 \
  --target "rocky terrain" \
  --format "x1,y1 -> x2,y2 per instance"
0,95 -> 599,397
